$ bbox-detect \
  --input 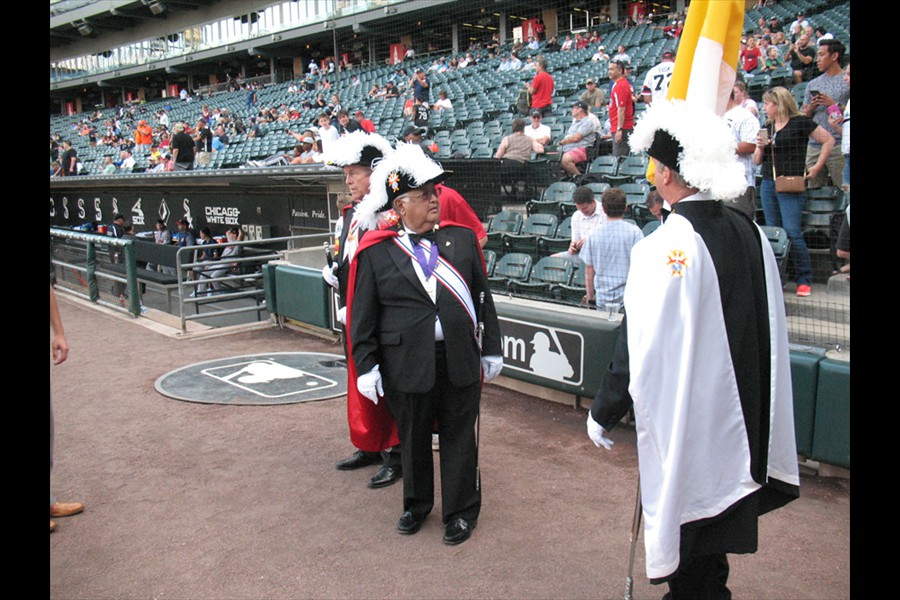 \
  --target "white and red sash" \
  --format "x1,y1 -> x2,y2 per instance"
392,231 -> 477,329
